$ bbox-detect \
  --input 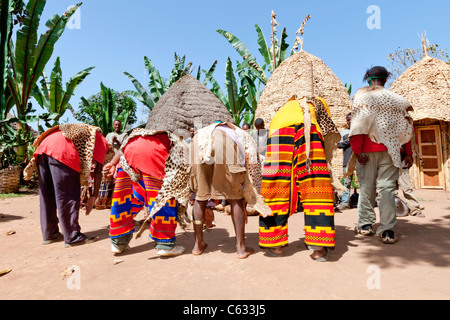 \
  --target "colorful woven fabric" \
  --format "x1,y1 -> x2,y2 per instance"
109,168 -> 178,242
259,124 -> 335,248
